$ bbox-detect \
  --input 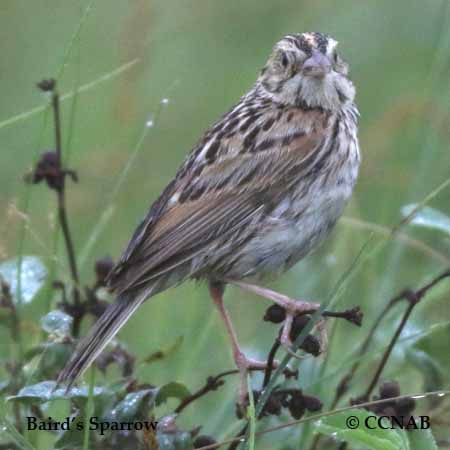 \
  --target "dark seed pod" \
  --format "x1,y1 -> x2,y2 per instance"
37,78 -> 56,92
299,334 -> 321,356
395,397 -> 416,416
28,151 -> 62,190
289,315 -> 311,341
379,381 -> 400,399
302,394 -> 323,412
263,304 -> 286,323
264,394 -> 282,416
193,435 -> 217,448
344,306 -> 364,327
288,390 -> 306,420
